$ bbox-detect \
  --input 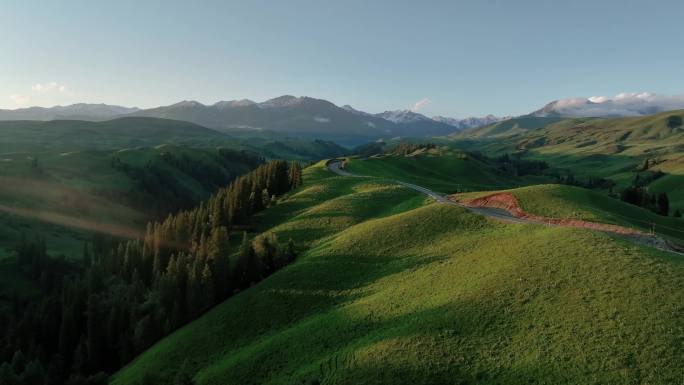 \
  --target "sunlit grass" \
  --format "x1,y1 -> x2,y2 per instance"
113,162 -> 684,385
